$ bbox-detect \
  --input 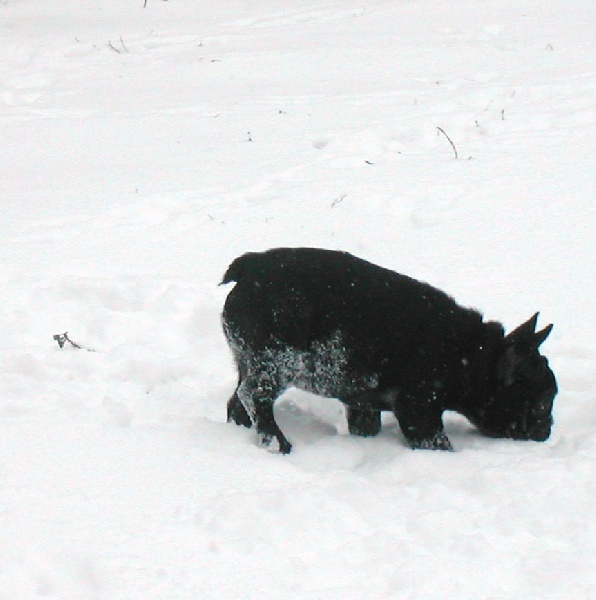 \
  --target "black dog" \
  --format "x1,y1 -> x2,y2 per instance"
221,248 -> 557,454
